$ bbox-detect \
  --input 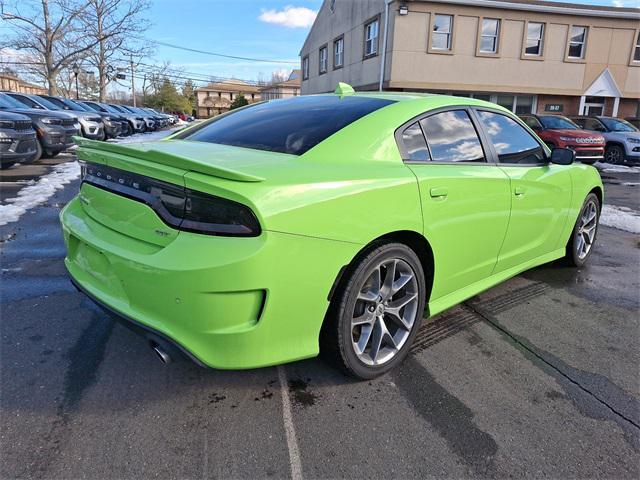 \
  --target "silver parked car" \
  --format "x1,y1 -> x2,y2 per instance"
570,116 -> 640,165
